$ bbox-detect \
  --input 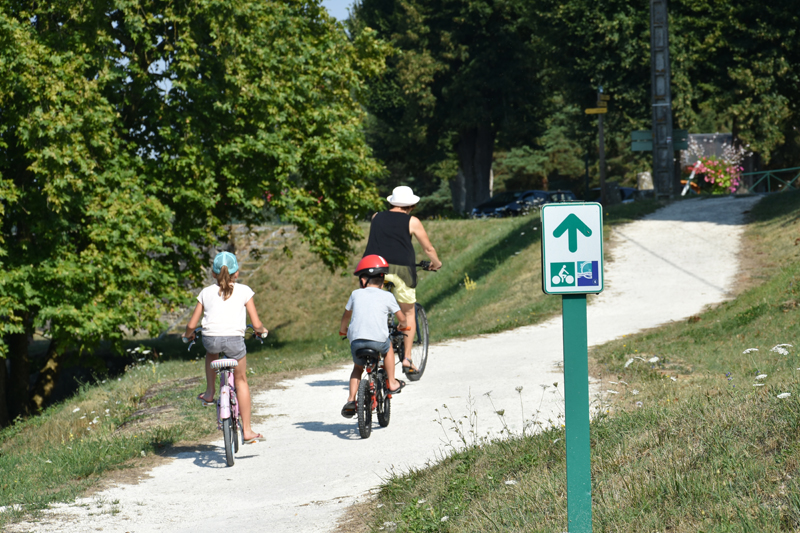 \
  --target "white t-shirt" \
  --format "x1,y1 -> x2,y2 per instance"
198,283 -> 255,337
345,287 -> 400,342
